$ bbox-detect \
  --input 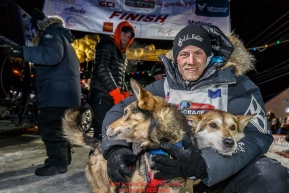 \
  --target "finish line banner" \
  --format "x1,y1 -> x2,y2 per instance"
42,0 -> 231,40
